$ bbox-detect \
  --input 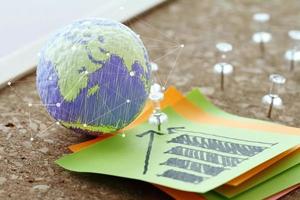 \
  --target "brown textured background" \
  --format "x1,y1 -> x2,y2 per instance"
0,0 -> 299,199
